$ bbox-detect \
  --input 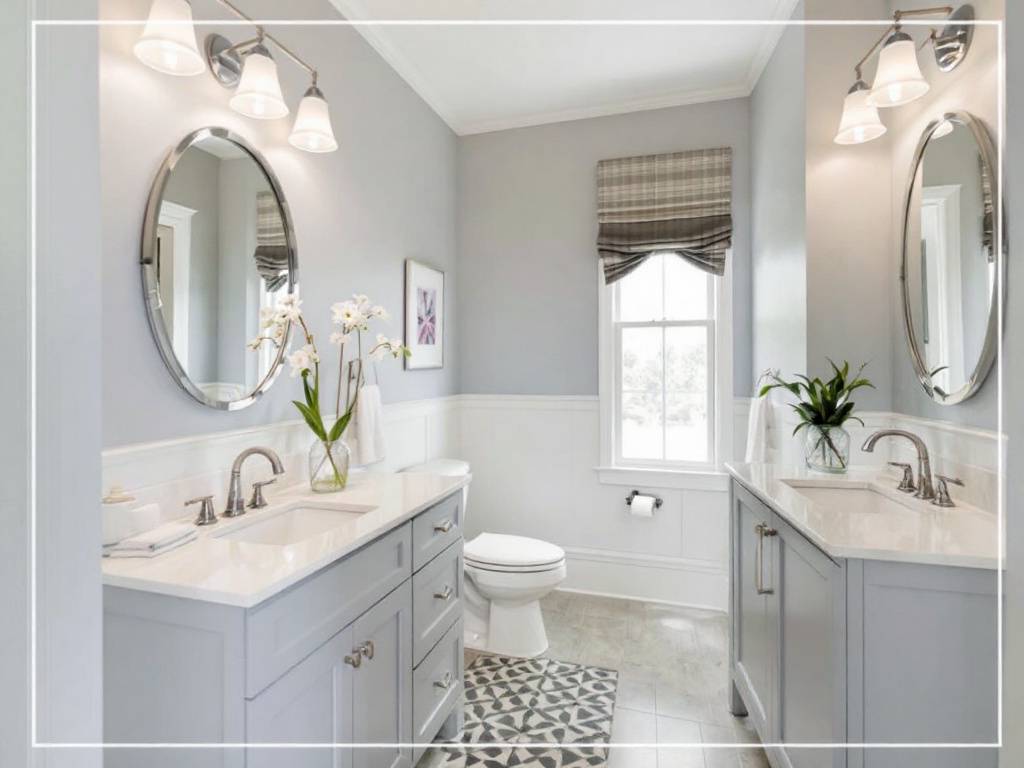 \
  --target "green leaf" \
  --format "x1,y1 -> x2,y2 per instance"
292,400 -> 327,441
328,410 -> 353,443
